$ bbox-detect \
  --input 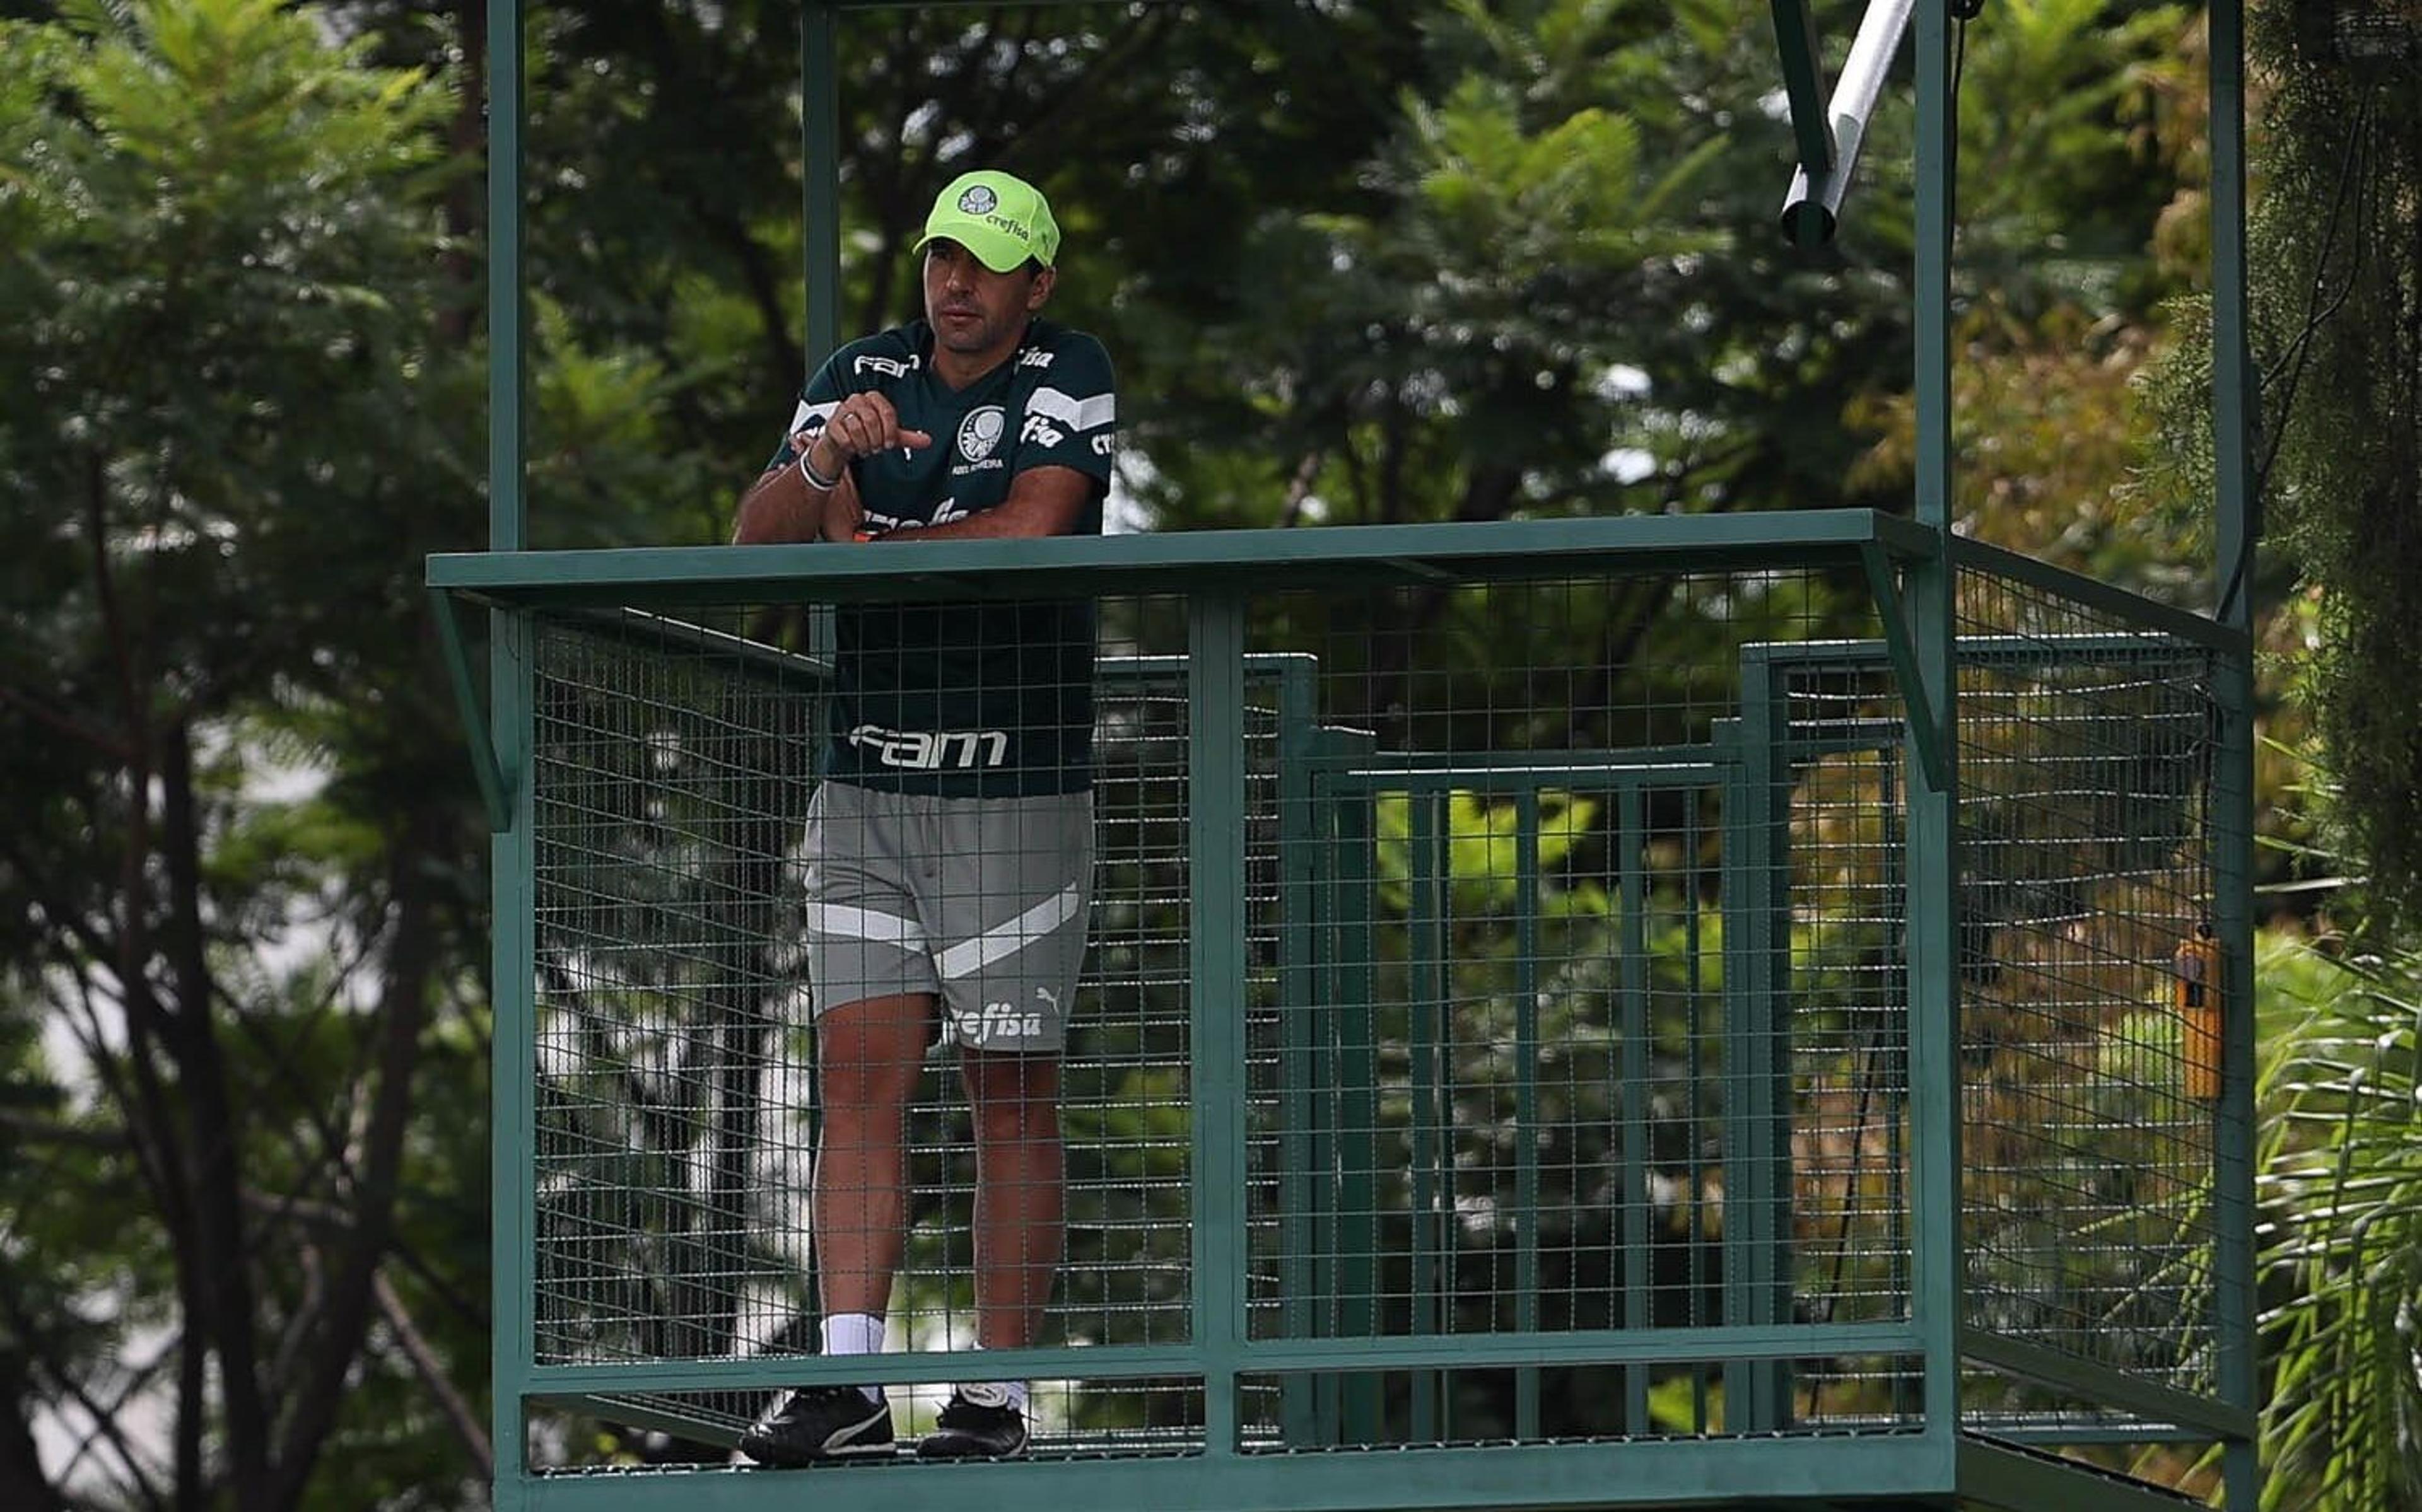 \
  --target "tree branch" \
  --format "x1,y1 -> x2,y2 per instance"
375,1269 -> 492,1480
264,797 -> 448,1506
157,722 -> 274,1511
